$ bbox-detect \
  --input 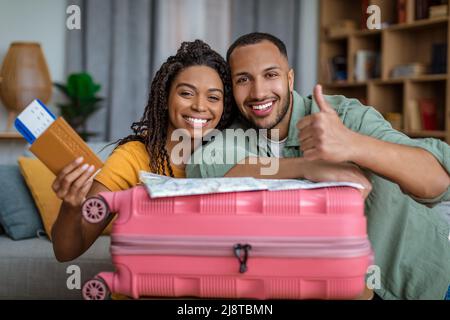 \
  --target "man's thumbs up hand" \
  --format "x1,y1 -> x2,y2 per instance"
314,84 -> 335,114
296,85 -> 356,163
